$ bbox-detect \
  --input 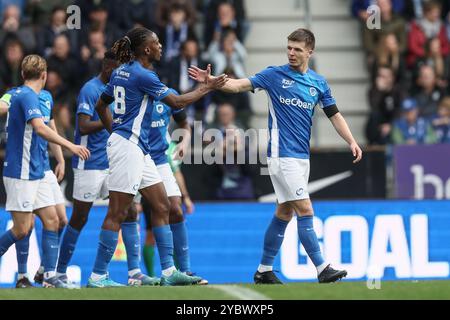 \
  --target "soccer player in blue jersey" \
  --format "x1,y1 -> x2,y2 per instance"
189,28 -> 363,284
1,89 -> 70,288
140,90 -> 207,284
0,55 -> 90,288
88,27 -> 227,287
56,51 -> 160,287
